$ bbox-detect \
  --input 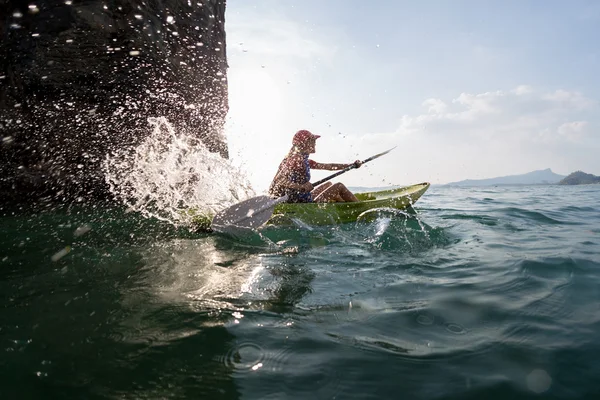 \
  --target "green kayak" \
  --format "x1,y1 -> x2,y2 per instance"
267,182 -> 430,226
190,182 -> 430,230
